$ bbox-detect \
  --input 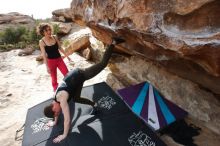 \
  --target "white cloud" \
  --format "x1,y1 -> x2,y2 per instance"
0,0 -> 72,19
